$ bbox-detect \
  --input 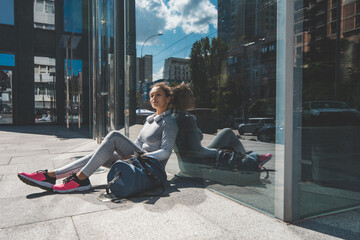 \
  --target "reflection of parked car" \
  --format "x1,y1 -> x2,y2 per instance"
0,103 -> 12,114
237,118 -> 273,135
257,122 -> 284,144
188,108 -> 217,134
136,109 -> 155,124
298,101 -> 360,126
